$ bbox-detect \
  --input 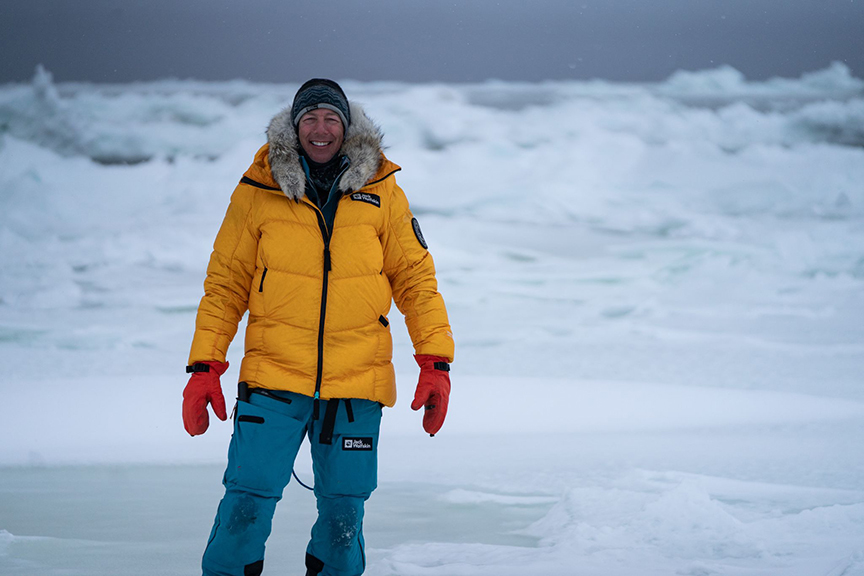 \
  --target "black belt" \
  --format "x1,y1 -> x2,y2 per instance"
318,398 -> 355,445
